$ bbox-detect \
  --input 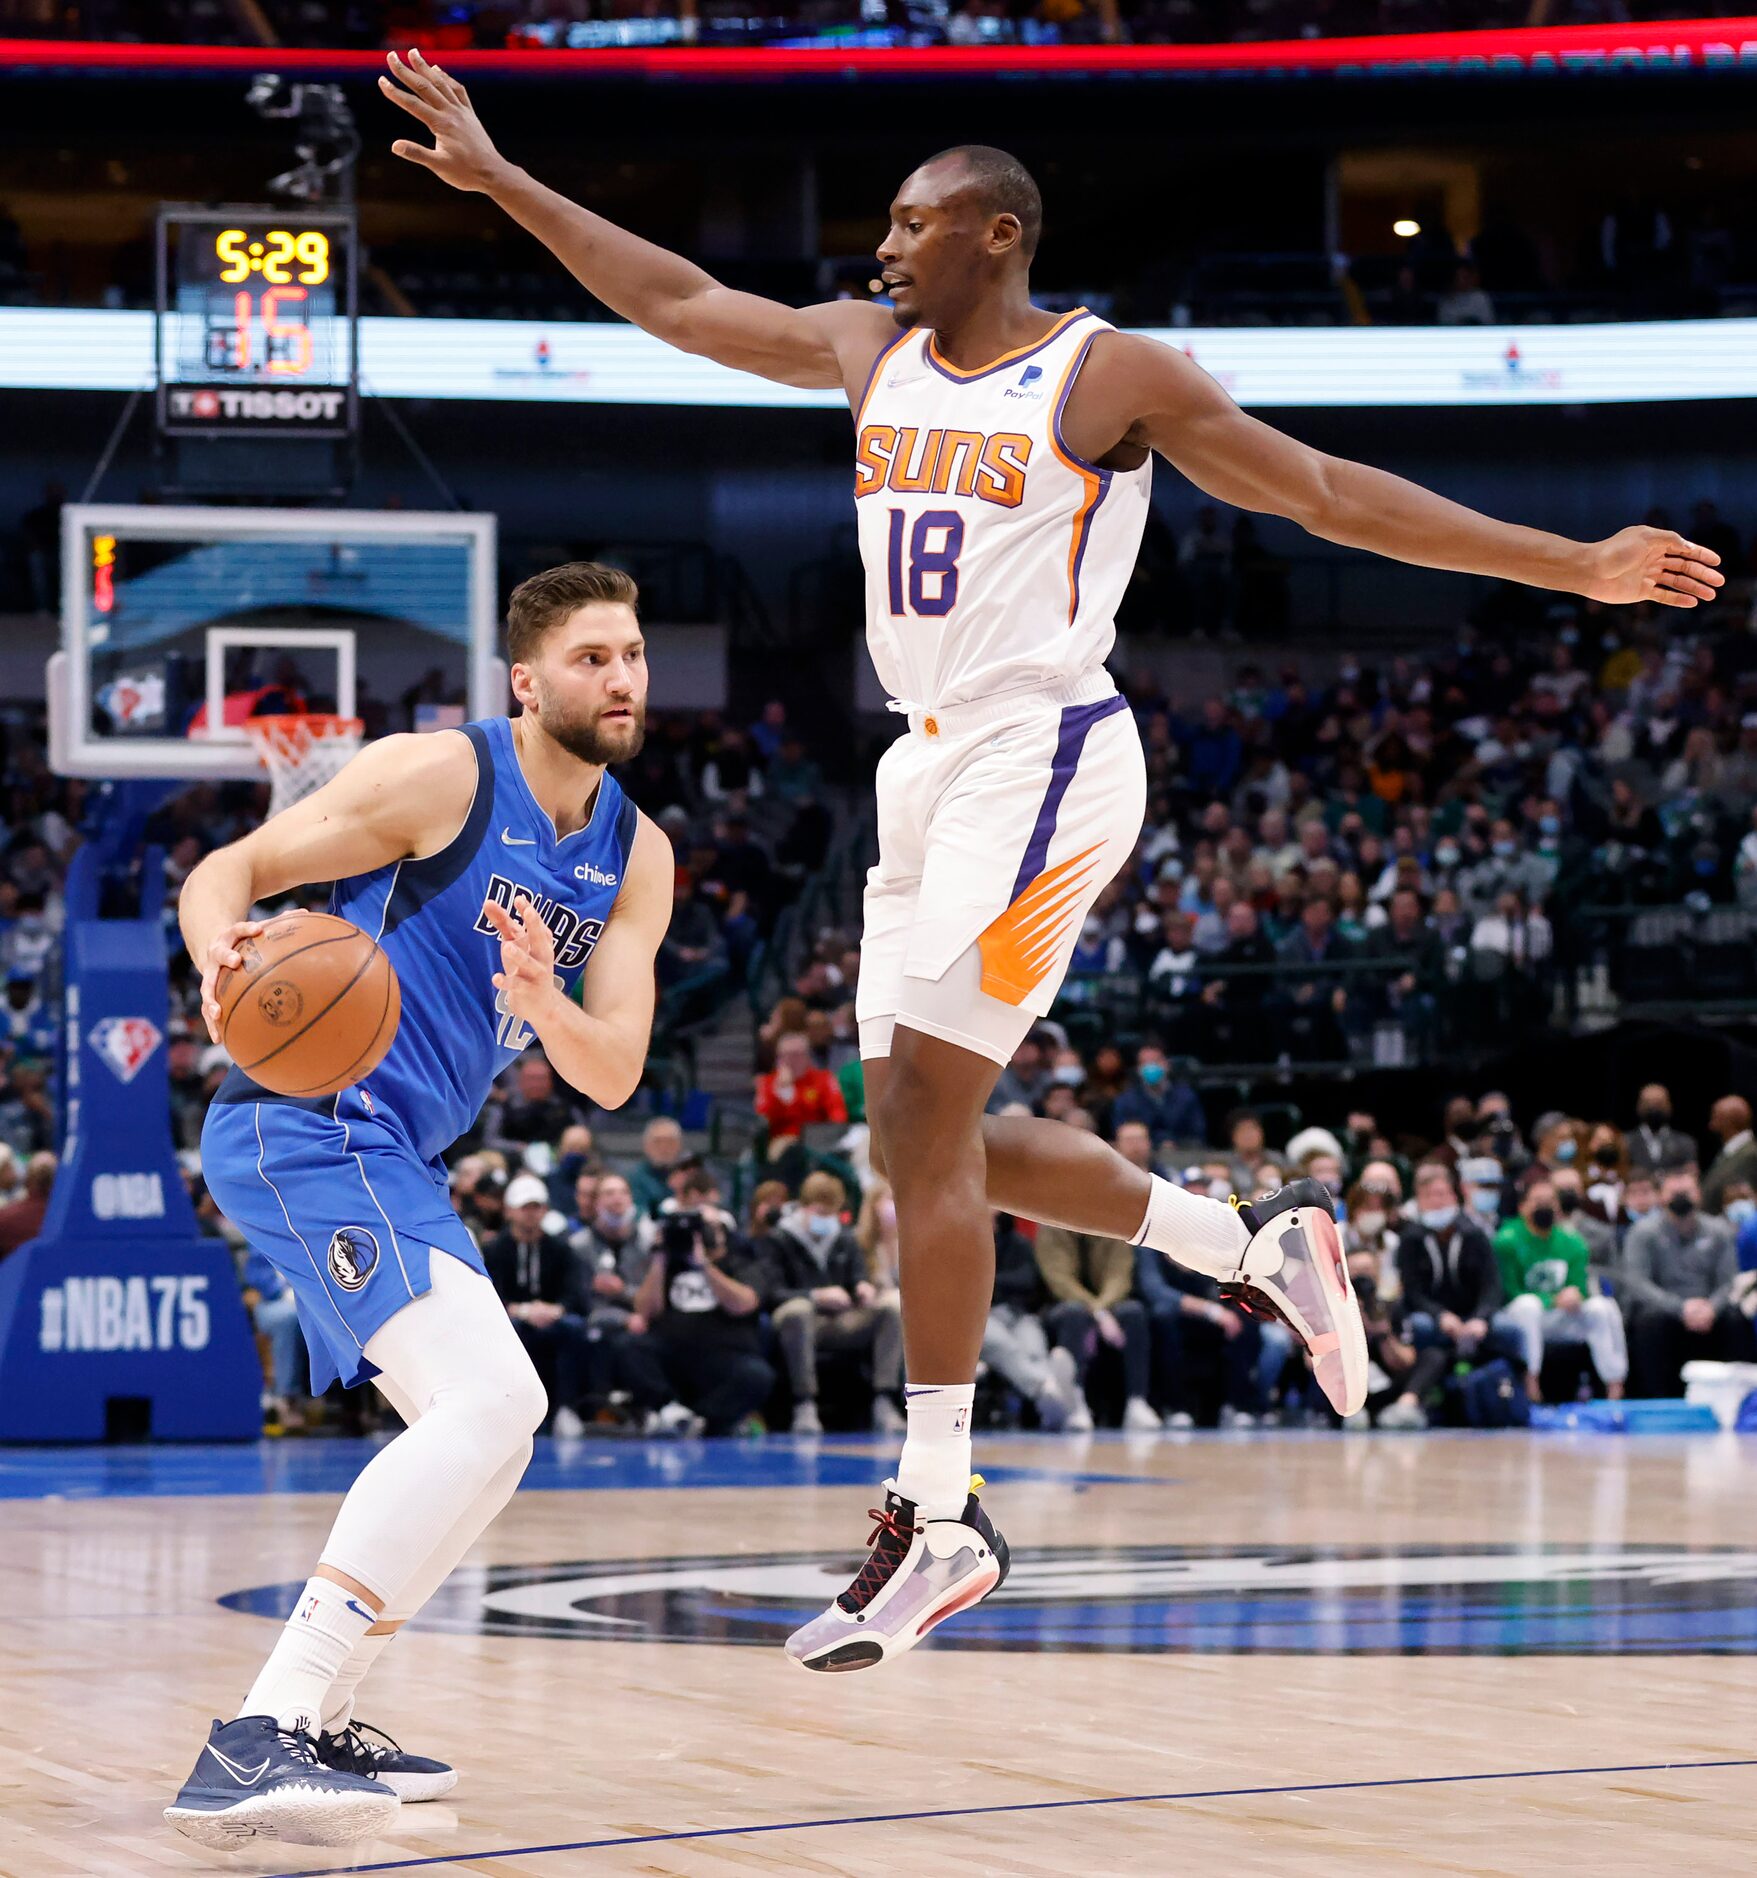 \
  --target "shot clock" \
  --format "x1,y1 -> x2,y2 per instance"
155,204 -> 358,439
